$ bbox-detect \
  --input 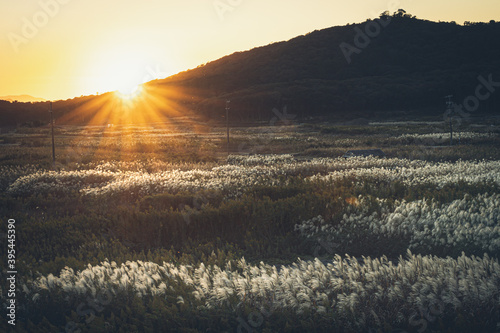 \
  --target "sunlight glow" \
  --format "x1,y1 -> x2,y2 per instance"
115,84 -> 143,101
81,44 -> 162,99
